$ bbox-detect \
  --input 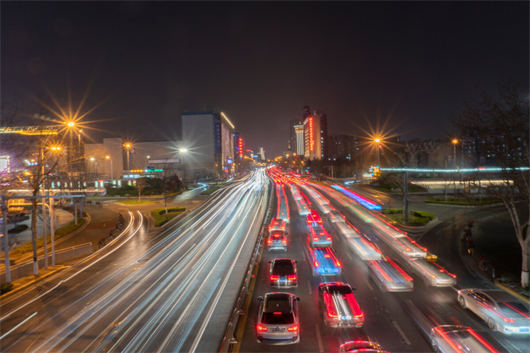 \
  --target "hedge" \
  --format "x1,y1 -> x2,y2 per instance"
8,224 -> 29,233
425,198 -> 500,206
150,207 -> 186,227
382,208 -> 435,226
201,185 -> 224,195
